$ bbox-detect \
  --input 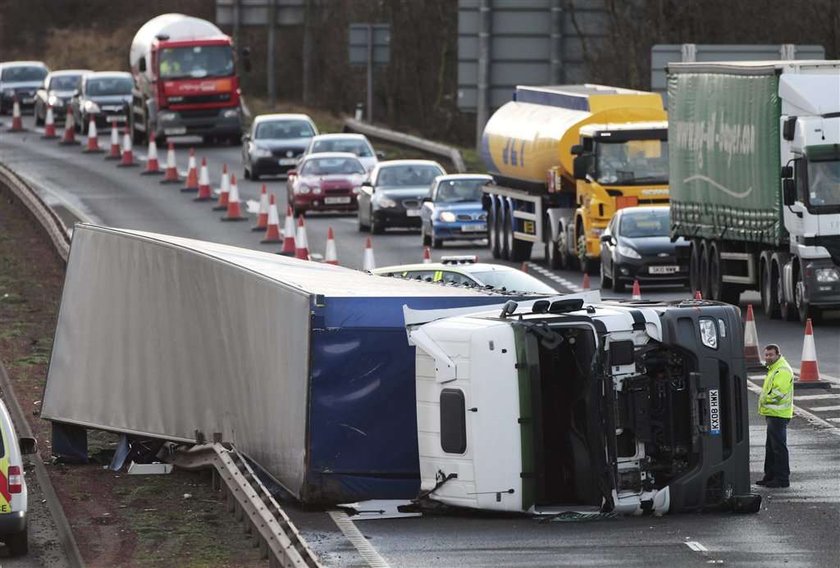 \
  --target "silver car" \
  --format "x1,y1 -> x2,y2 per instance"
241,113 -> 319,181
